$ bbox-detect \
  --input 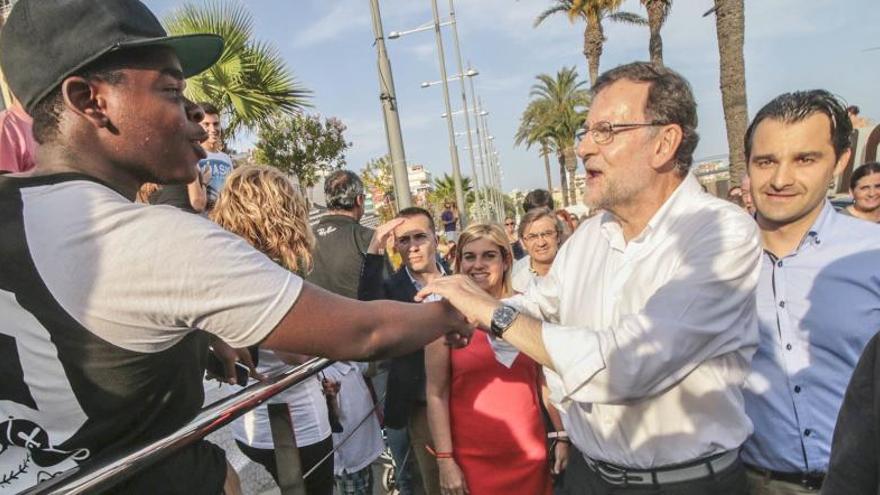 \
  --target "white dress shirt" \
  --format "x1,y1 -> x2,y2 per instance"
511,255 -> 535,294
507,174 -> 762,468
